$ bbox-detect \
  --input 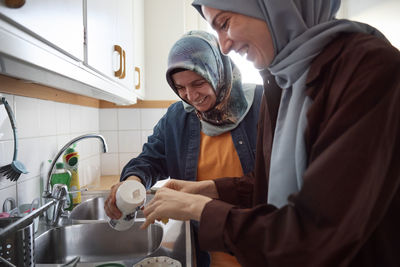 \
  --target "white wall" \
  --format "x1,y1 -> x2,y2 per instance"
143,0 -> 207,101
338,0 -> 400,49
